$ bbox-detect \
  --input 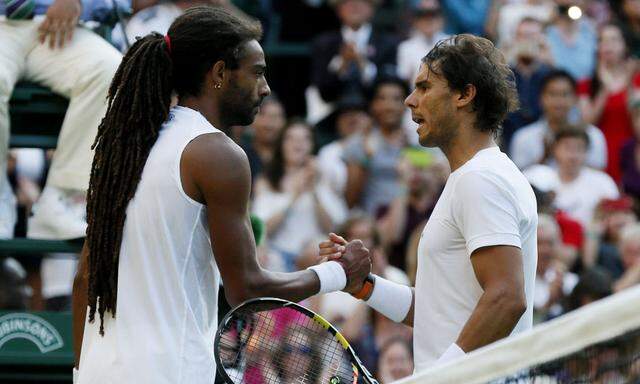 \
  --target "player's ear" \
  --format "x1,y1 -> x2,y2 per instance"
210,60 -> 226,88
455,84 -> 476,108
